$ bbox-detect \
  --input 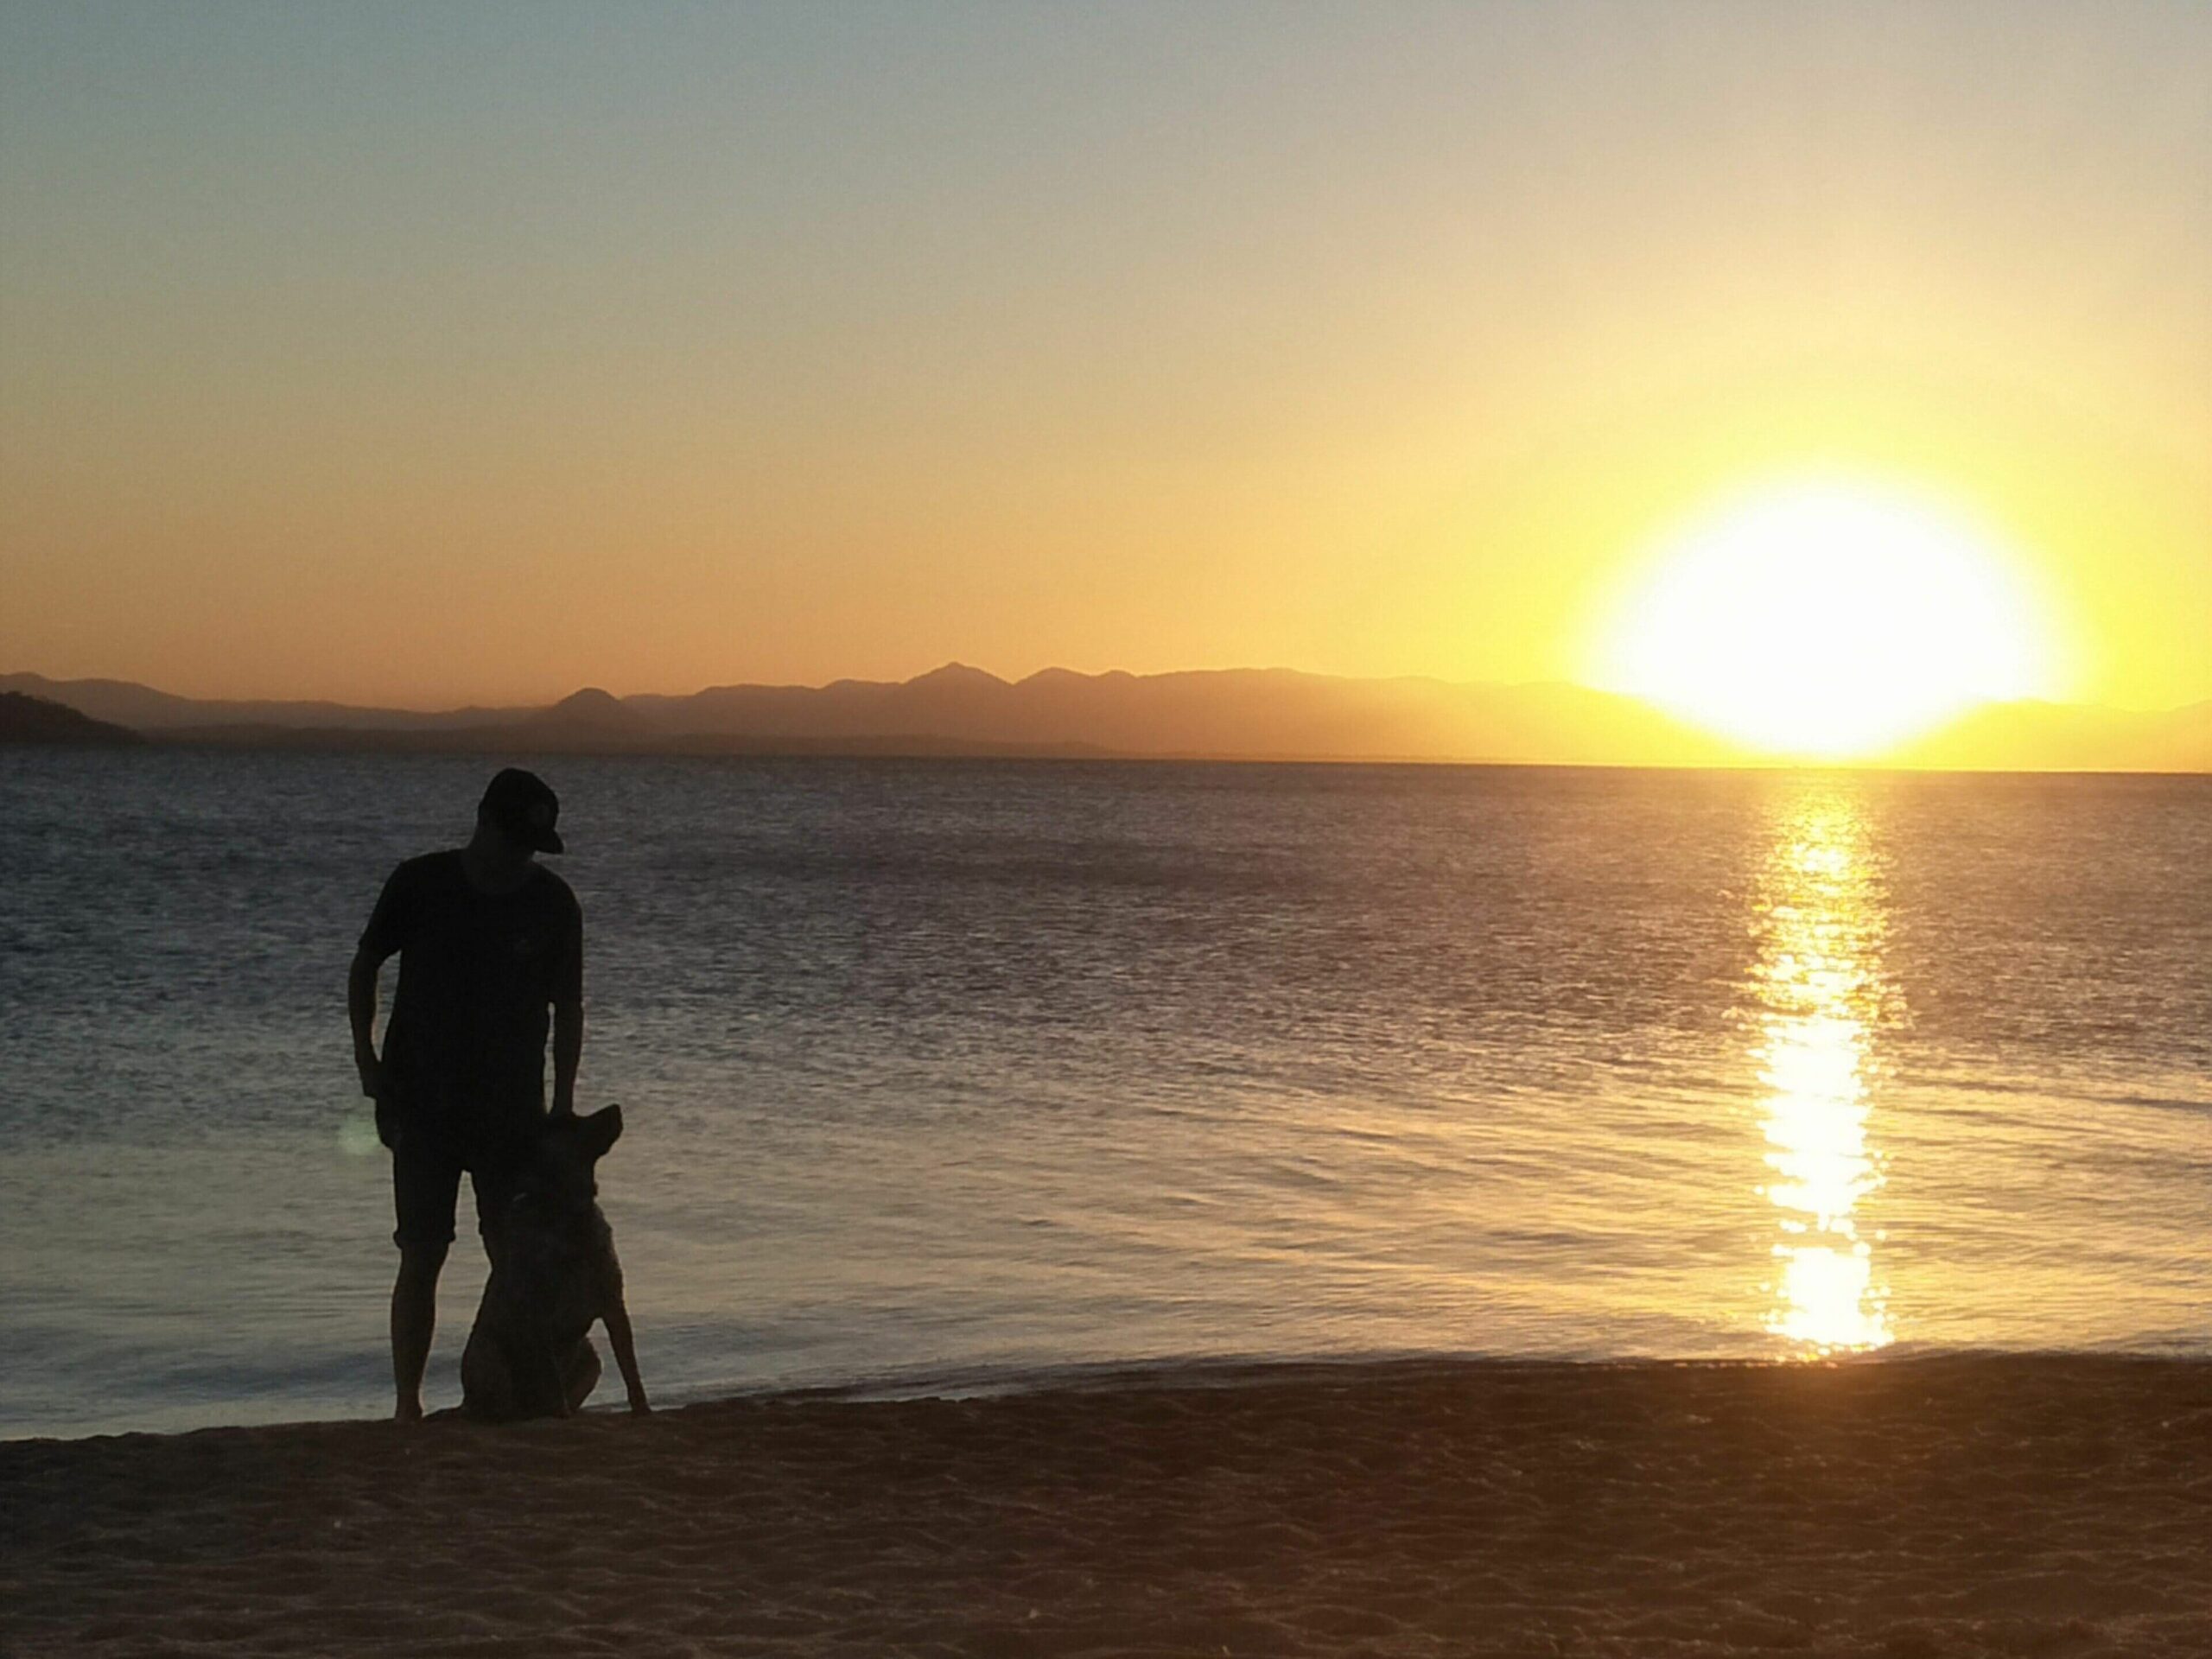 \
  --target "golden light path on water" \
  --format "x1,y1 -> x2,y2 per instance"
1751,788 -> 1894,1354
